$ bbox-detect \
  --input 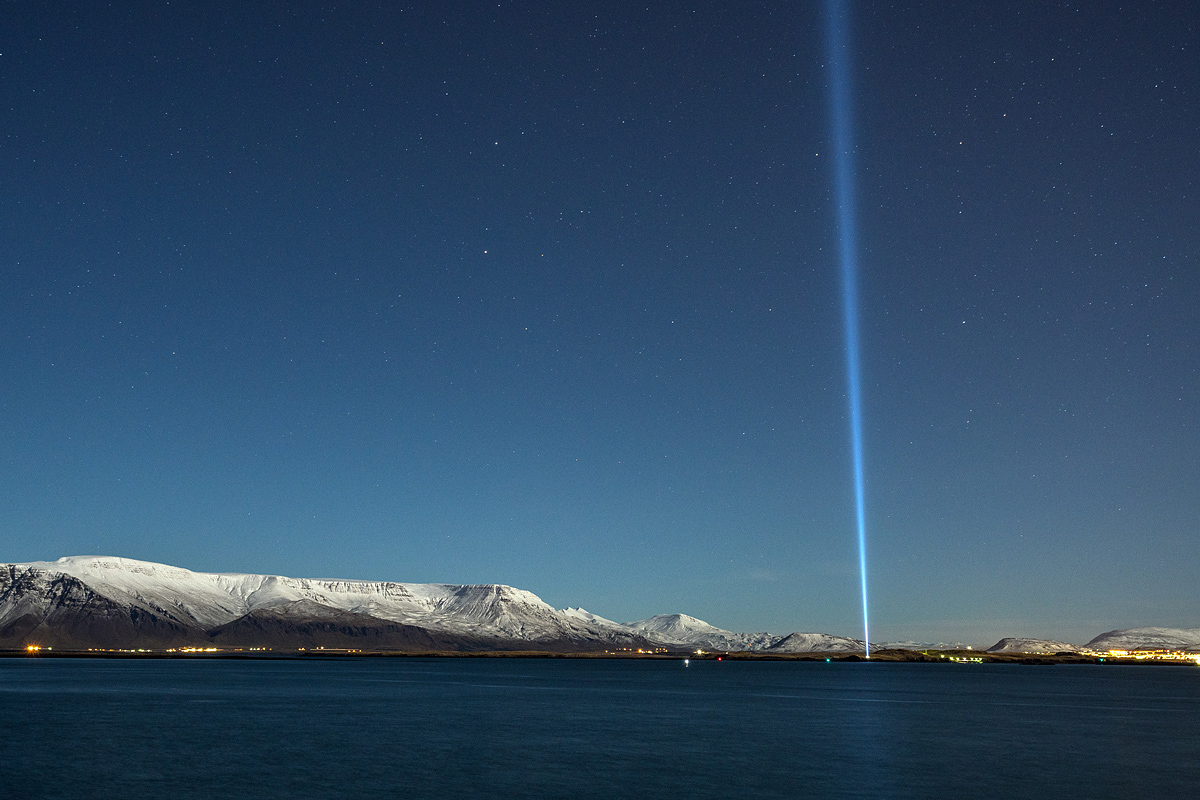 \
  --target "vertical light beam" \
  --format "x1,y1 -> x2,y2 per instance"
825,0 -> 870,658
